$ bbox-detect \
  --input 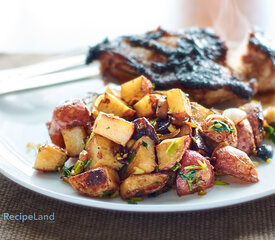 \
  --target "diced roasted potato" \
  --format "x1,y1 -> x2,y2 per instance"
241,102 -> 264,146
105,87 -> 121,98
132,117 -> 159,144
121,75 -> 153,105
212,143 -> 258,183
93,112 -> 135,146
61,126 -> 87,156
95,92 -> 135,118
156,95 -> 168,119
47,99 -> 91,148
177,150 -> 214,196
85,134 -> 123,170
165,89 -> 192,120
123,136 -> 156,178
34,144 -> 68,171
264,107 -> 275,125
120,173 -> 168,199
191,102 -> 215,126
201,114 -> 238,147
133,94 -> 160,118
236,119 -> 256,155
68,166 -> 120,197
156,136 -> 191,171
